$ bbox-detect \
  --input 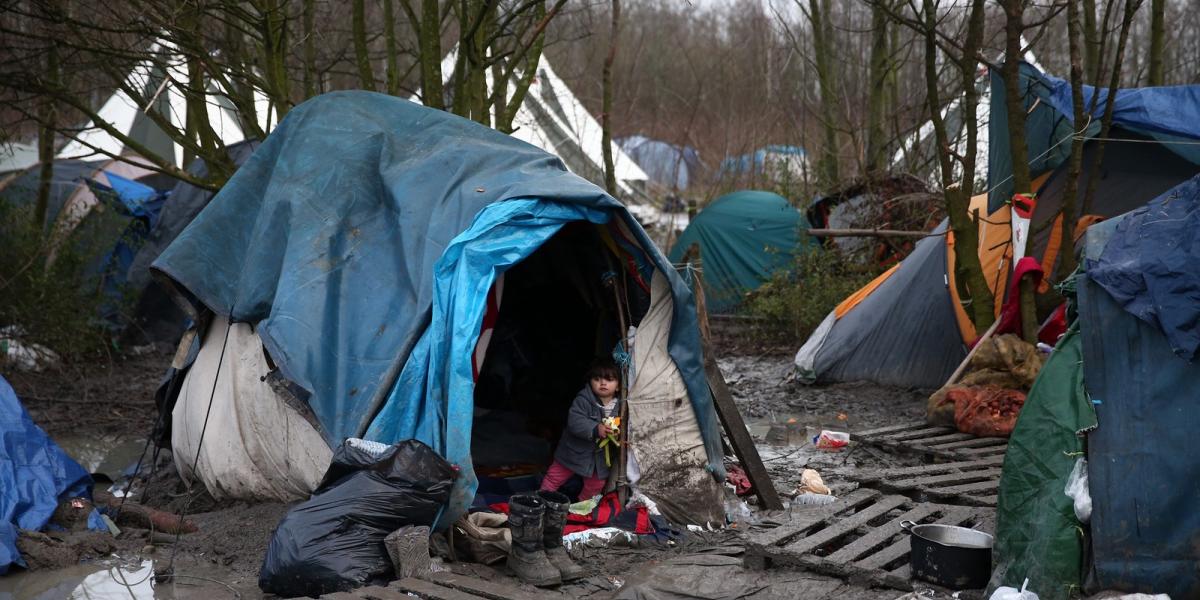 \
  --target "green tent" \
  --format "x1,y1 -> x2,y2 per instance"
667,190 -> 814,313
